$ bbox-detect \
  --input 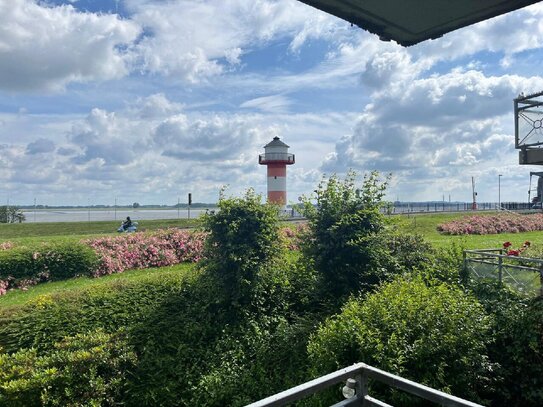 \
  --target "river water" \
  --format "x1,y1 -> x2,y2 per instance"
21,208 -> 214,223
